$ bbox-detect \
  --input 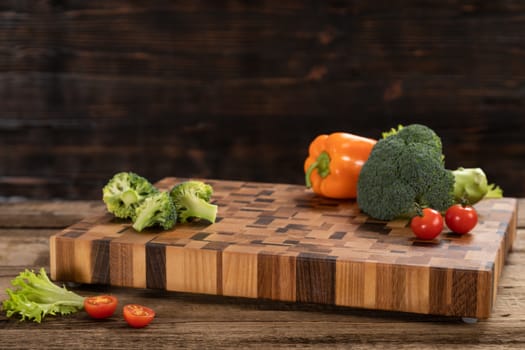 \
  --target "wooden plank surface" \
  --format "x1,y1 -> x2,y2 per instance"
0,198 -> 524,349
49,178 -> 517,319
1,1 -> 525,200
